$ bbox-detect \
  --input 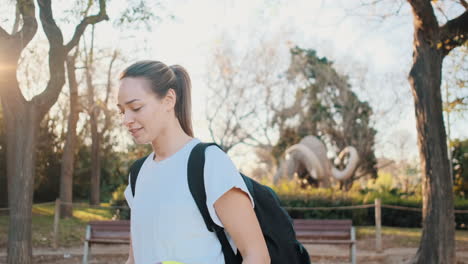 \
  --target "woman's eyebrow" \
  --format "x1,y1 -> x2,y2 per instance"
117,99 -> 142,107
